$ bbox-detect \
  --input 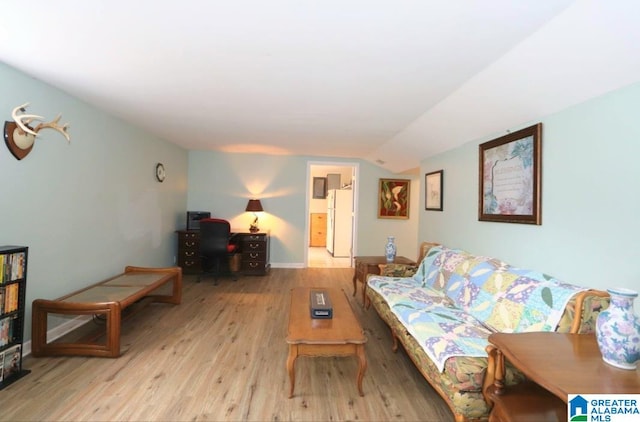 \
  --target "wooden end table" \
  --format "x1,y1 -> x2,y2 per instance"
352,256 -> 416,307
487,332 -> 640,422
286,287 -> 367,398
